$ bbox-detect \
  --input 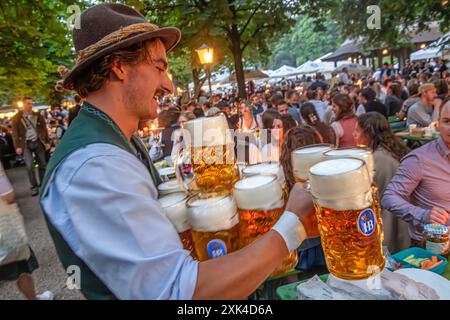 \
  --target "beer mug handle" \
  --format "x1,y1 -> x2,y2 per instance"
302,181 -> 311,193
175,148 -> 197,194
